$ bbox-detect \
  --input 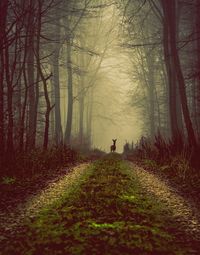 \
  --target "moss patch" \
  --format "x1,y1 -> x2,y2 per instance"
3,154 -> 195,255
